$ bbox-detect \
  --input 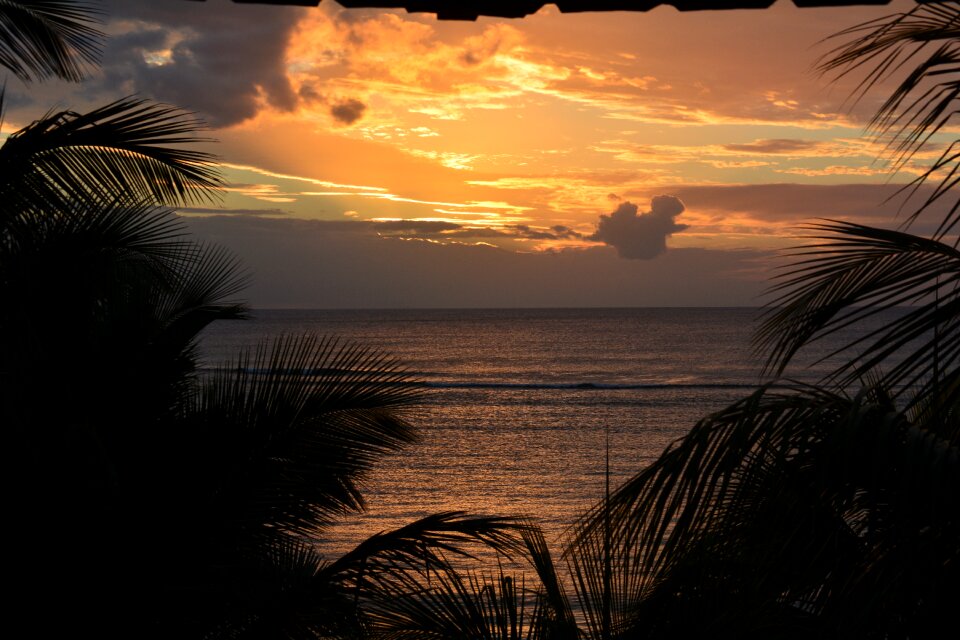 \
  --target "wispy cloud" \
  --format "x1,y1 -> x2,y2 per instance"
221,162 -> 388,192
